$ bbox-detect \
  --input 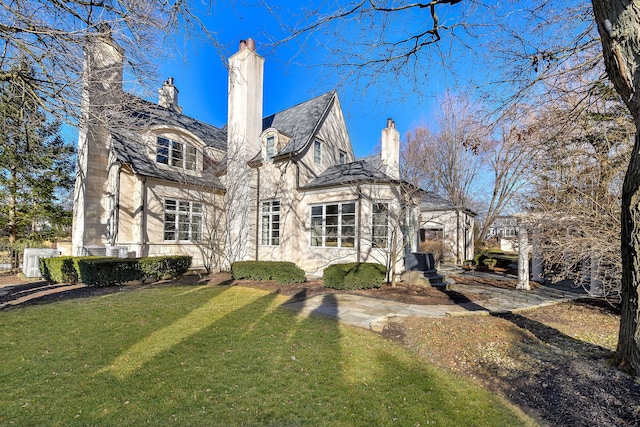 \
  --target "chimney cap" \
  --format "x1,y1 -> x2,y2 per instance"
386,118 -> 395,128
239,38 -> 256,52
